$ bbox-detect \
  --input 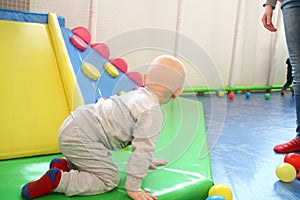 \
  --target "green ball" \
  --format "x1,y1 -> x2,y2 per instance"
265,93 -> 270,100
